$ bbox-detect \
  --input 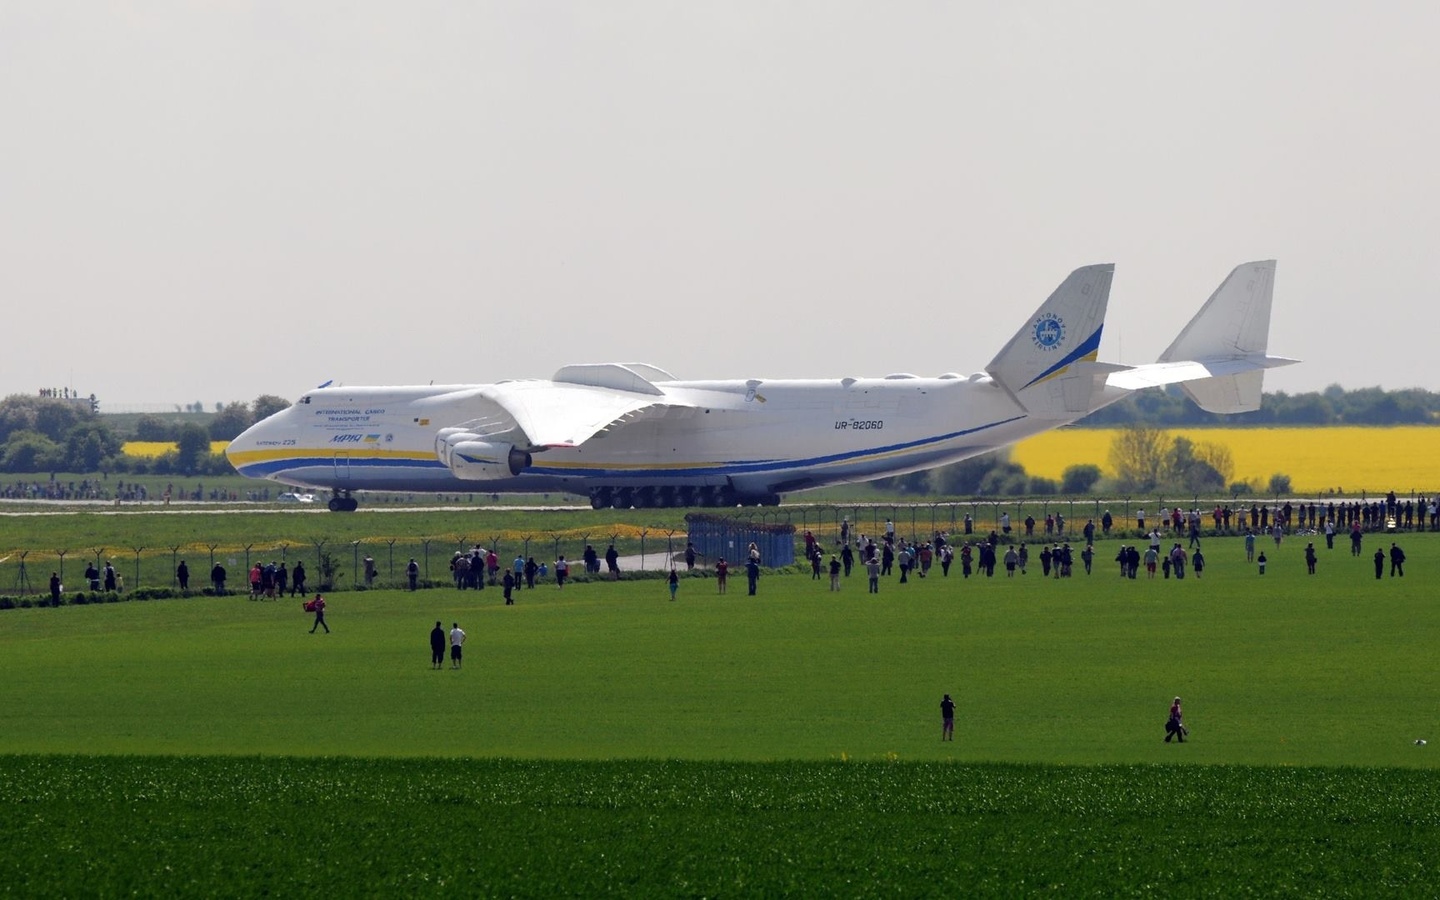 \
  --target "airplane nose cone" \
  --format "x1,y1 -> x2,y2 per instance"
226,422 -> 262,473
